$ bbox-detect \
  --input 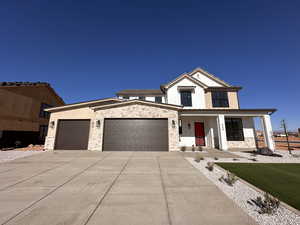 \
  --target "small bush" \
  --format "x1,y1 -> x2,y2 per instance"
220,171 -> 238,186
214,157 -> 219,160
181,146 -> 186,152
255,192 -> 280,215
192,145 -> 195,152
233,158 -> 239,161
249,158 -> 257,162
206,162 -> 214,171
197,146 -> 203,151
194,154 -> 204,163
